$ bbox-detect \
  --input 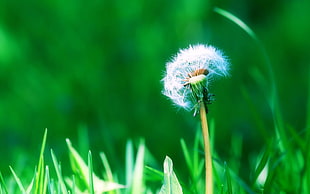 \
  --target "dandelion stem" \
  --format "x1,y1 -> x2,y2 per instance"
199,102 -> 213,194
